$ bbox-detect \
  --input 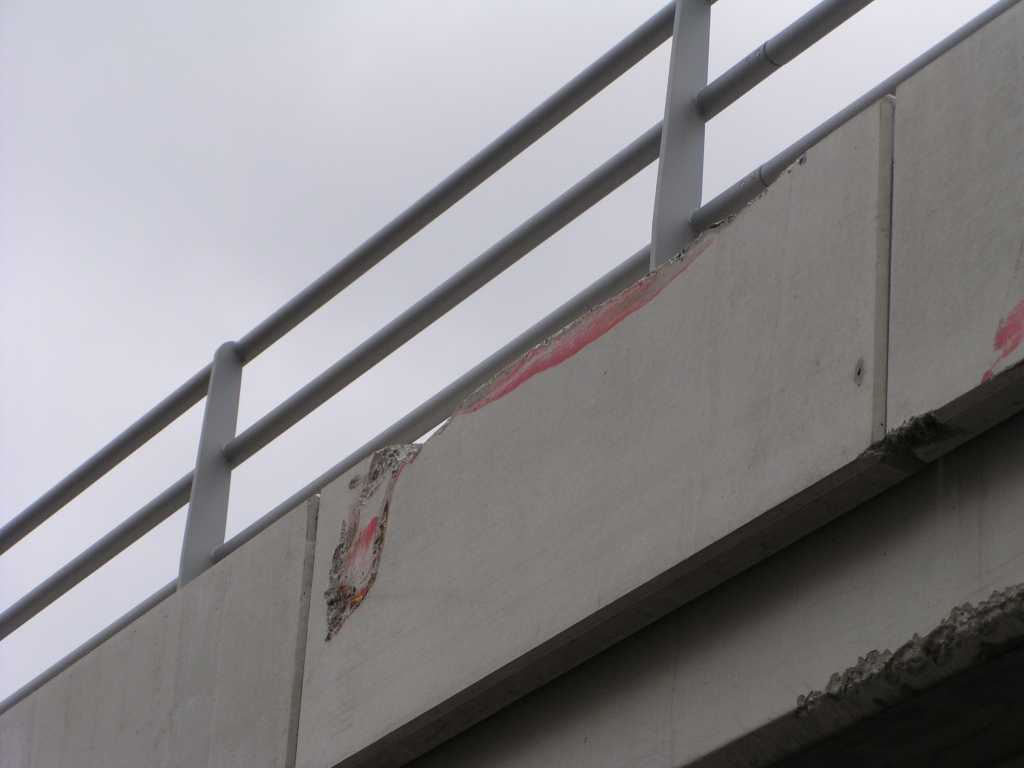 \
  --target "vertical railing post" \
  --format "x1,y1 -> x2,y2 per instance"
178,341 -> 242,587
650,0 -> 711,270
